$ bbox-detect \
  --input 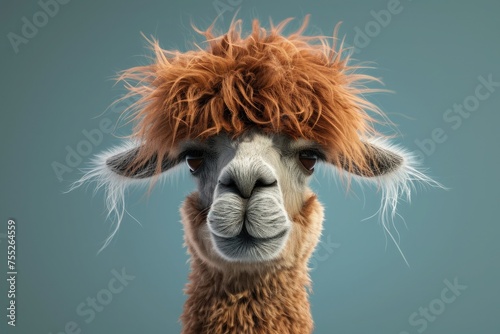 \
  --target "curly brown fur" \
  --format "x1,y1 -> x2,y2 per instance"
180,192 -> 324,334
117,16 -> 387,177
